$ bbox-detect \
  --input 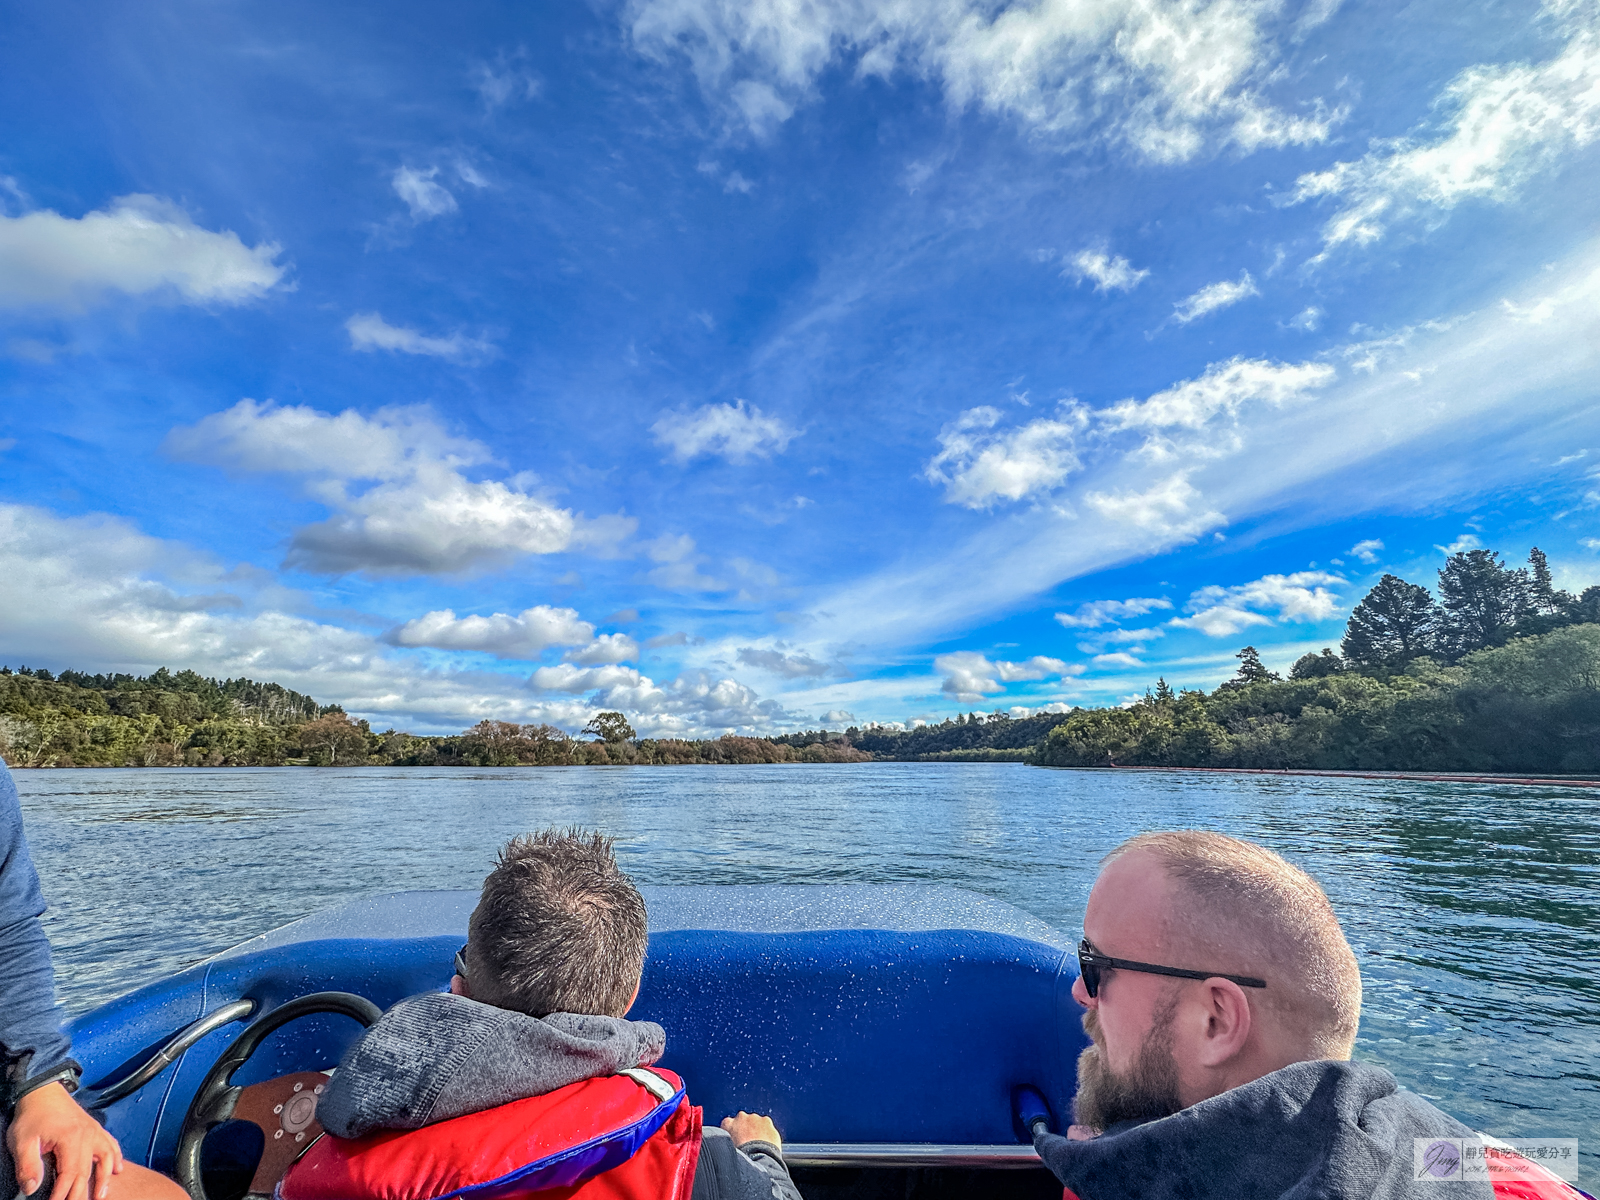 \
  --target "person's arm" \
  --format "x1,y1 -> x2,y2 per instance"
691,1112 -> 802,1200
1,762 -> 124,1200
